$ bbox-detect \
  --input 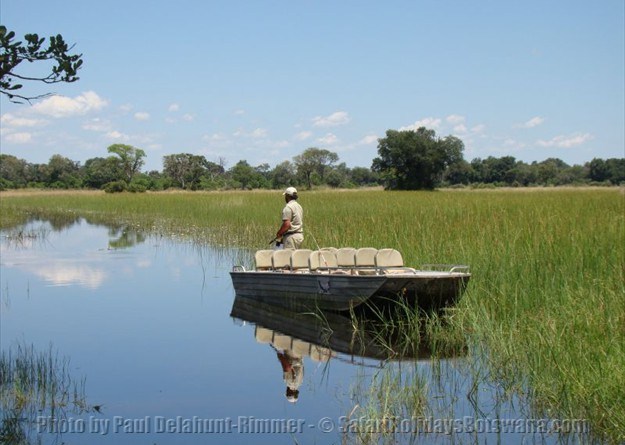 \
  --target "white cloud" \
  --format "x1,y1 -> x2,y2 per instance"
515,116 -> 545,129
446,114 -> 465,125
471,124 -> 486,134
0,113 -> 46,128
399,117 -> 442,131
316,133 -> 338,145
134,112 -> 150,121
82,118 -> 111,132
182,113 -> 194,122
119,103 -> 133,113
453,124 -> 468,133
312,111 -> 350,127
250,128 -> 268,138
168,103 -> 180,112
204,133 -> 227,142
32,91 -> 108,118
358,134 -> 378,145
5,132 -> 33,143
294,131 -> 312,141
233,128 -> 268,138
537,133 -> 593,148
106,130 -> 130,141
